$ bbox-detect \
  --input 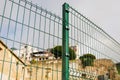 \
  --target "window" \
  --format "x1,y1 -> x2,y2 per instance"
22,54 -> 24,57
0,47 -> 2,50
24,46 -> 27,48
